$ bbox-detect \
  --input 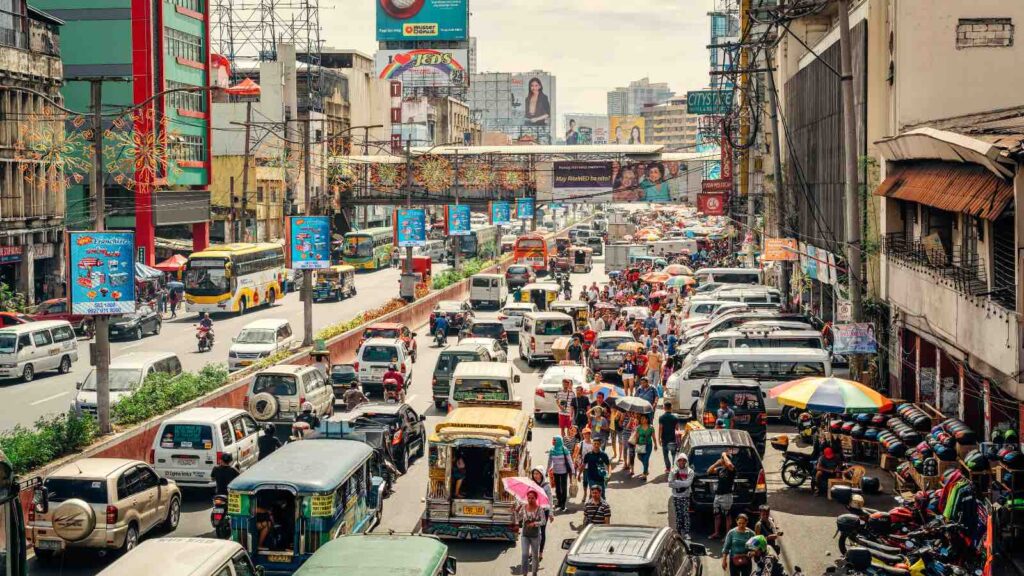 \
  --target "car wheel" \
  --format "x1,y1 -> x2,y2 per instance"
163,496 -> 181,531
58,356 -> 72,374
135,326 -> 143,340
153,320 -> 162,335
783,406 -> 801,426
121,523 -> 139,555
397,447 -> 410,474
34,549 -> 57,562
22,364 -> 34,382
